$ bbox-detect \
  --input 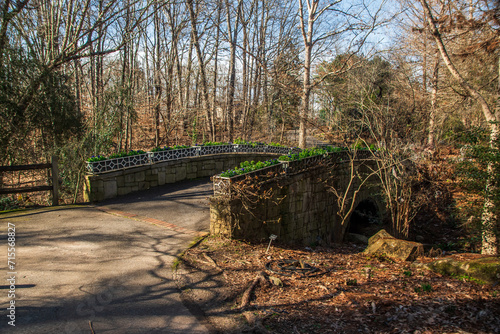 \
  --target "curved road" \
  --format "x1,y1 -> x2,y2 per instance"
0,178 -> 213,333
